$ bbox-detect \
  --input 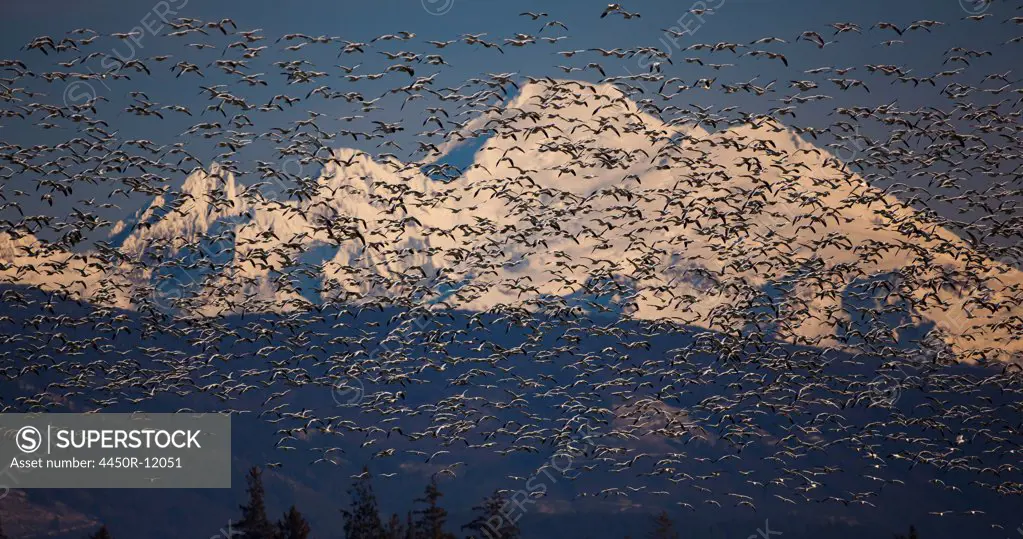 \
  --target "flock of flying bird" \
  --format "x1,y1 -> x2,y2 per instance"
2,1 -> 1023,531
